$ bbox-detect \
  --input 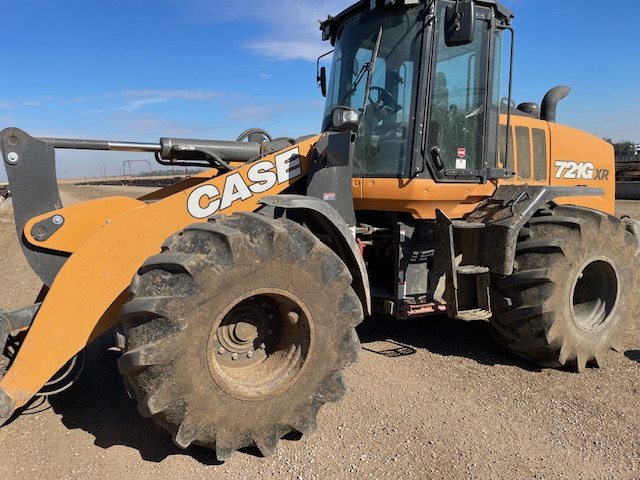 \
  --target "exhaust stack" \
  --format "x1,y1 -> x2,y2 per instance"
540,85 -> 571,123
